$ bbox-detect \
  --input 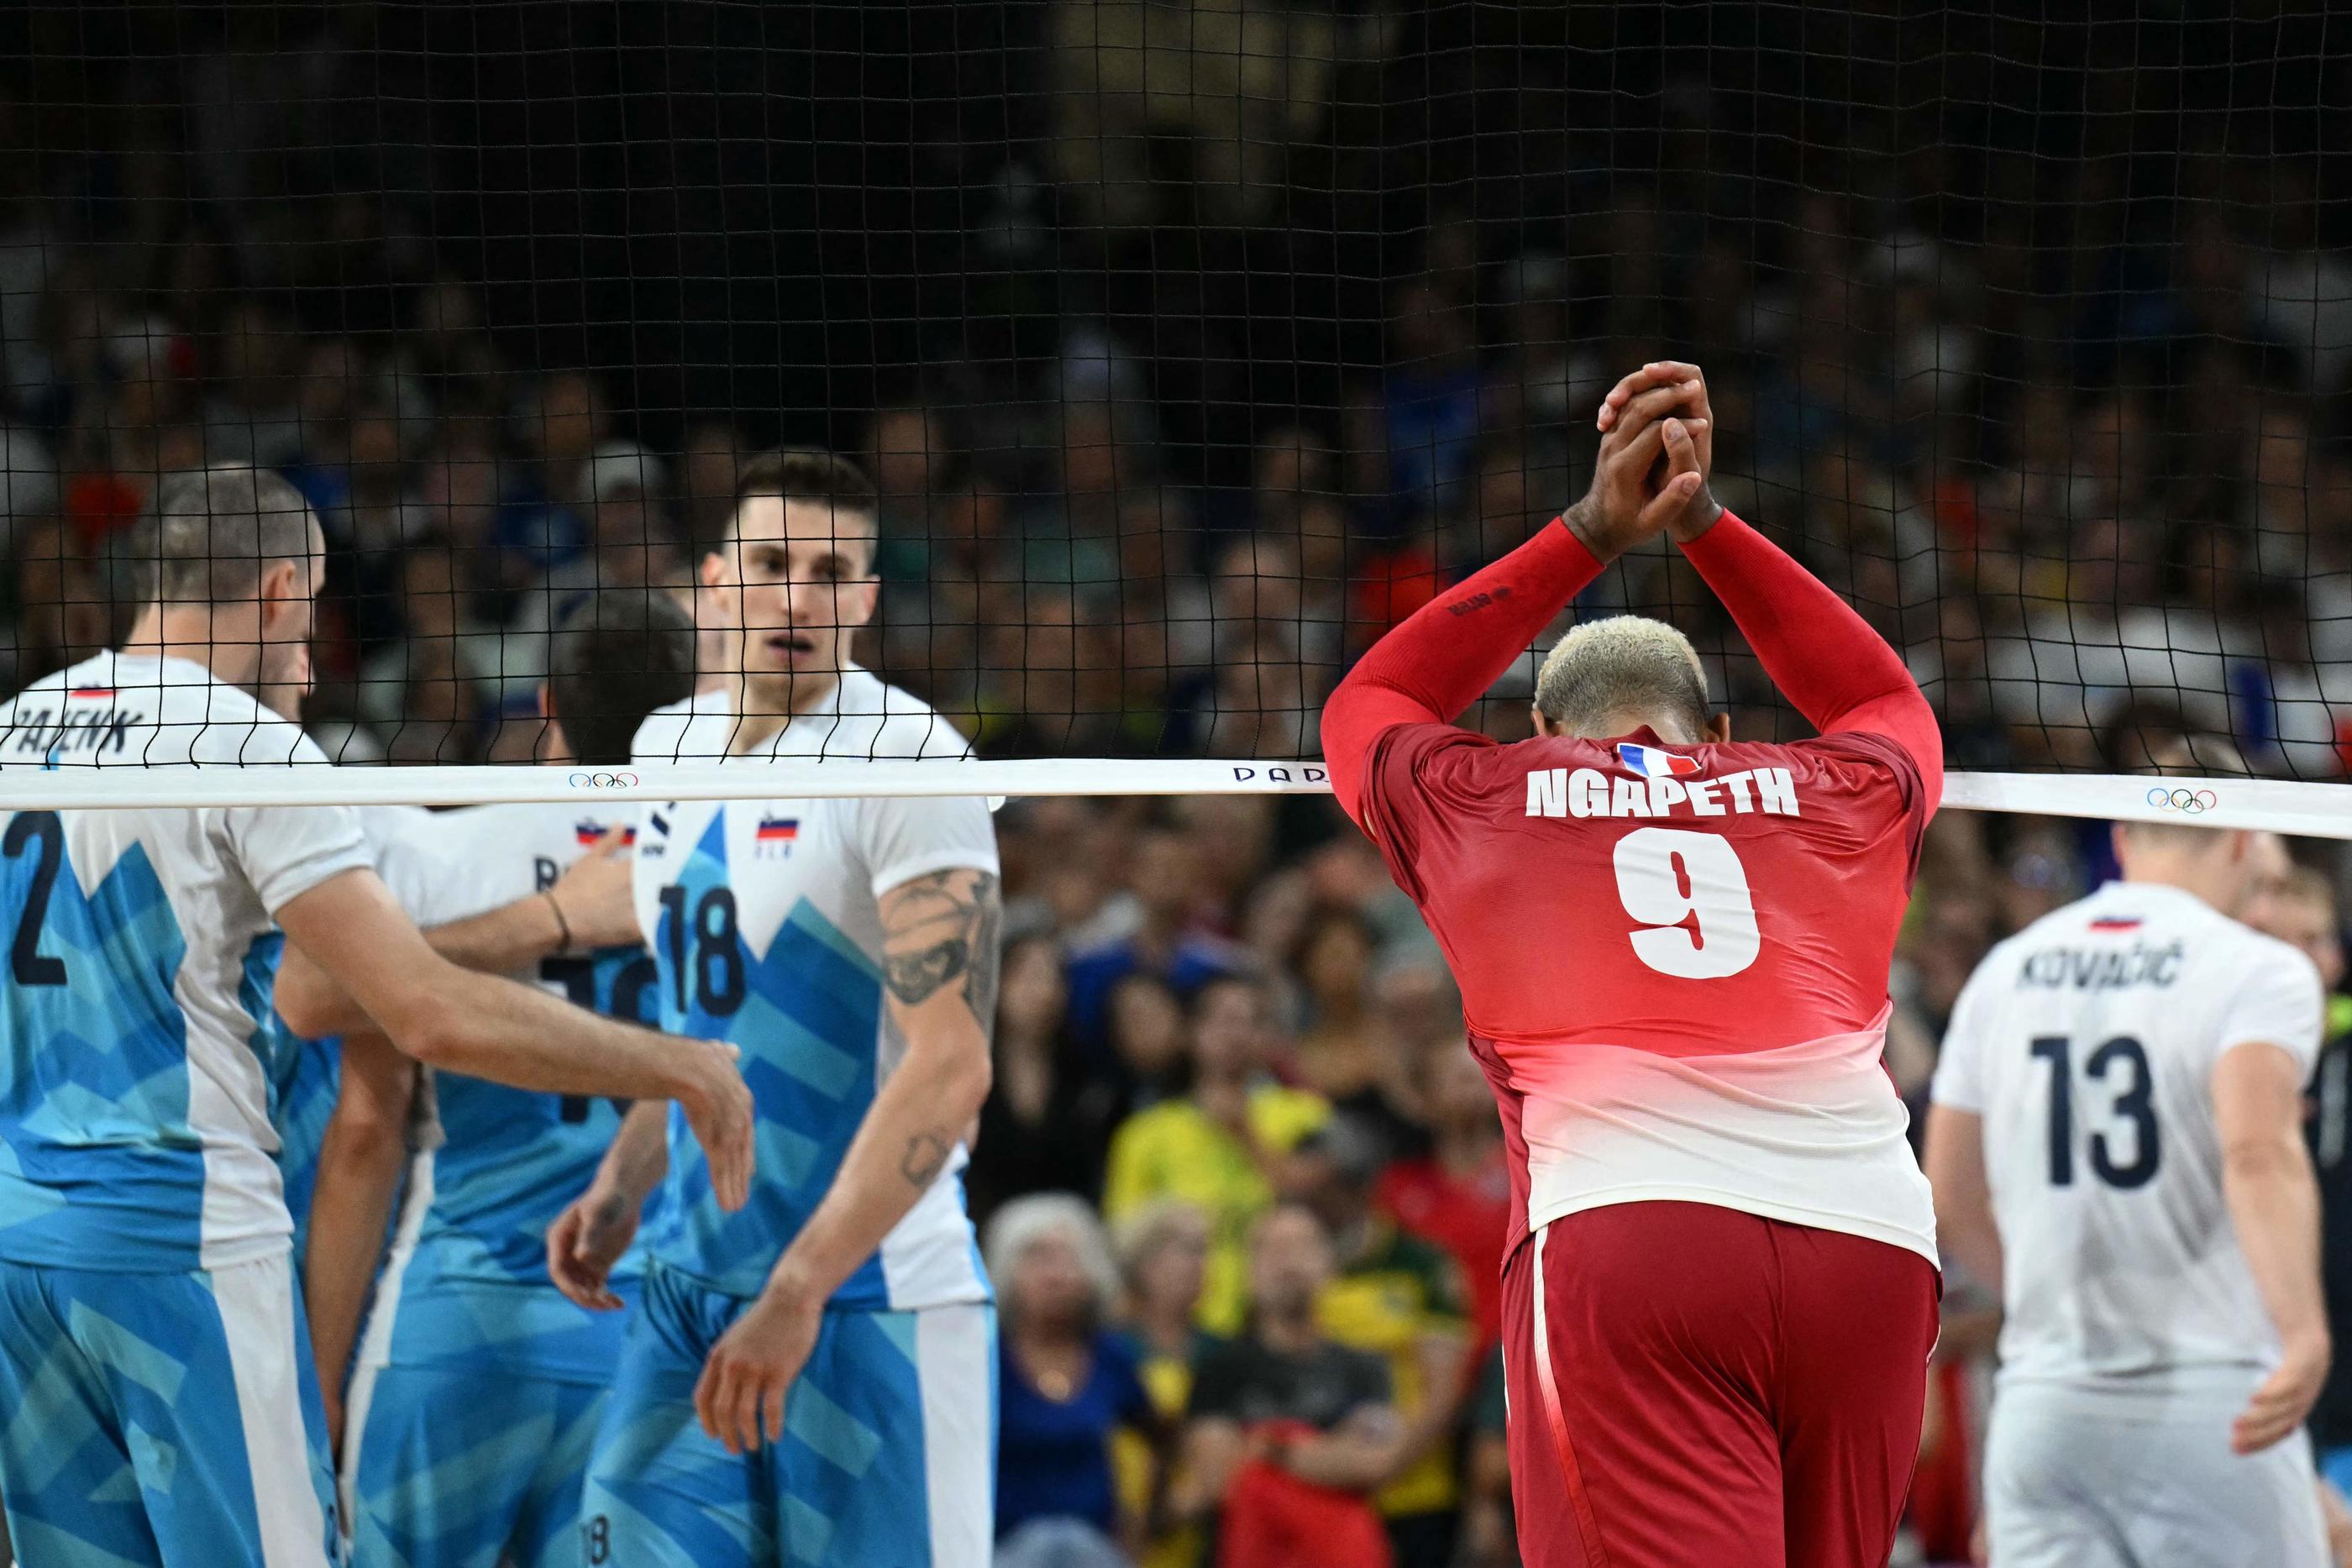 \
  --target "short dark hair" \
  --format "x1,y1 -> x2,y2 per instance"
729,447 -> 879,553
129,467 -> 318,605
545,590 -> 699,767
1188,970 -> 1268,1021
